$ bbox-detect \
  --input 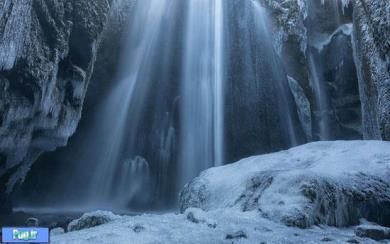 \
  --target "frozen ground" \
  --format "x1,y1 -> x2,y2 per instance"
51,209 -> 388,244
53,141 -> 390,243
